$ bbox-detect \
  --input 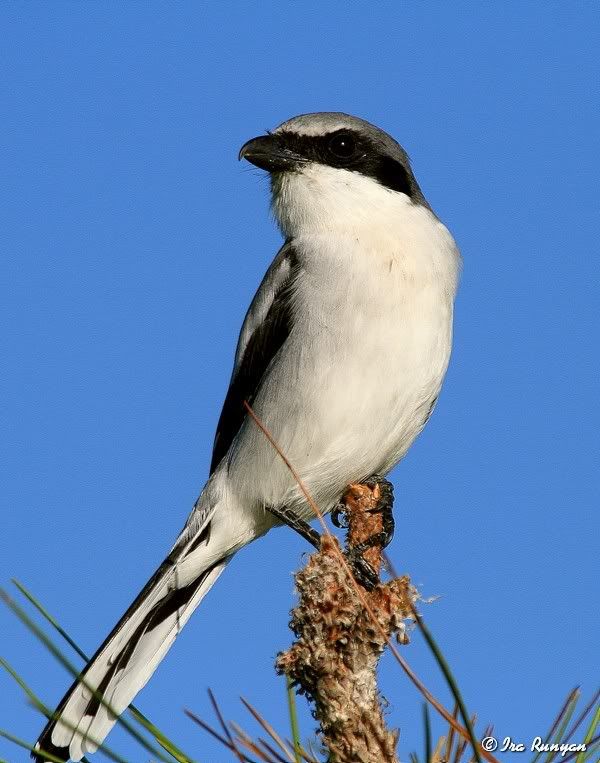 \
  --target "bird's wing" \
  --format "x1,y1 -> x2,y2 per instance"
210,241 -> 299,473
